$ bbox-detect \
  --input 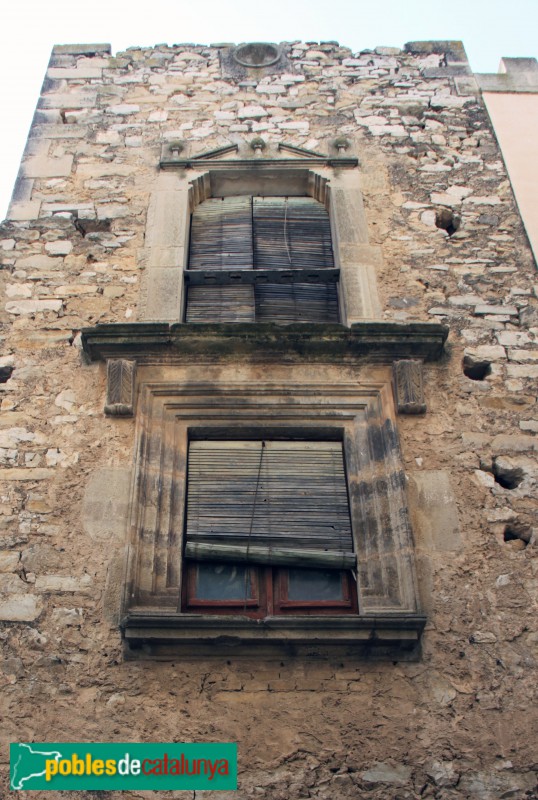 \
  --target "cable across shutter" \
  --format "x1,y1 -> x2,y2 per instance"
185,440 -> 355,569
253,197 -> 334,270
